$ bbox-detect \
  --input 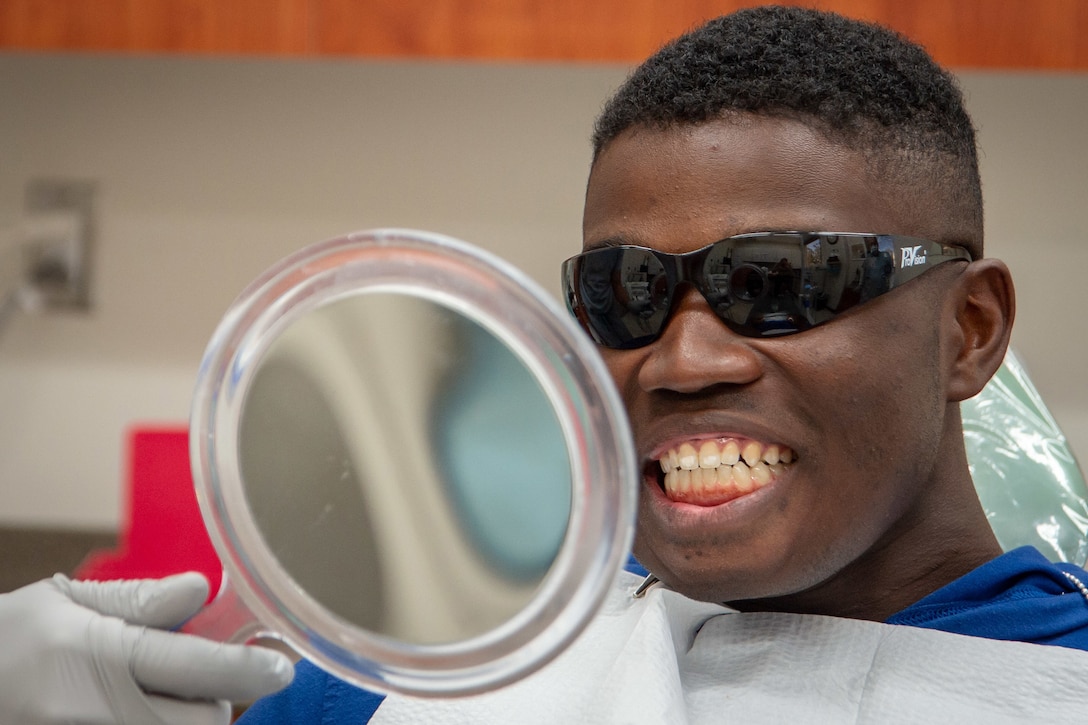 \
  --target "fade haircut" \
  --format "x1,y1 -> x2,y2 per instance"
592,6 -> 984,254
